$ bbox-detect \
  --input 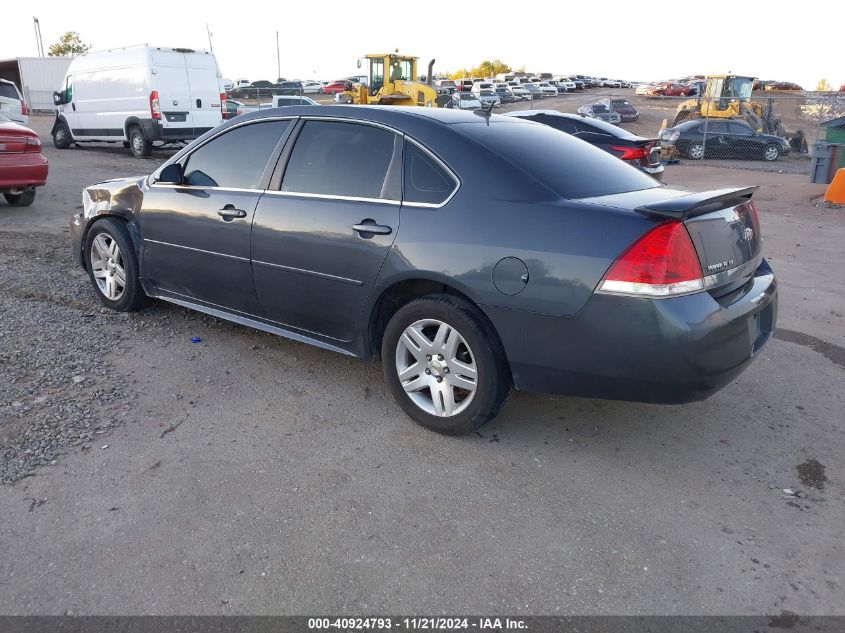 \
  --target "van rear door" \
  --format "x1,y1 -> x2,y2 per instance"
149,49 -> 192,138
183,52 -> 222,135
